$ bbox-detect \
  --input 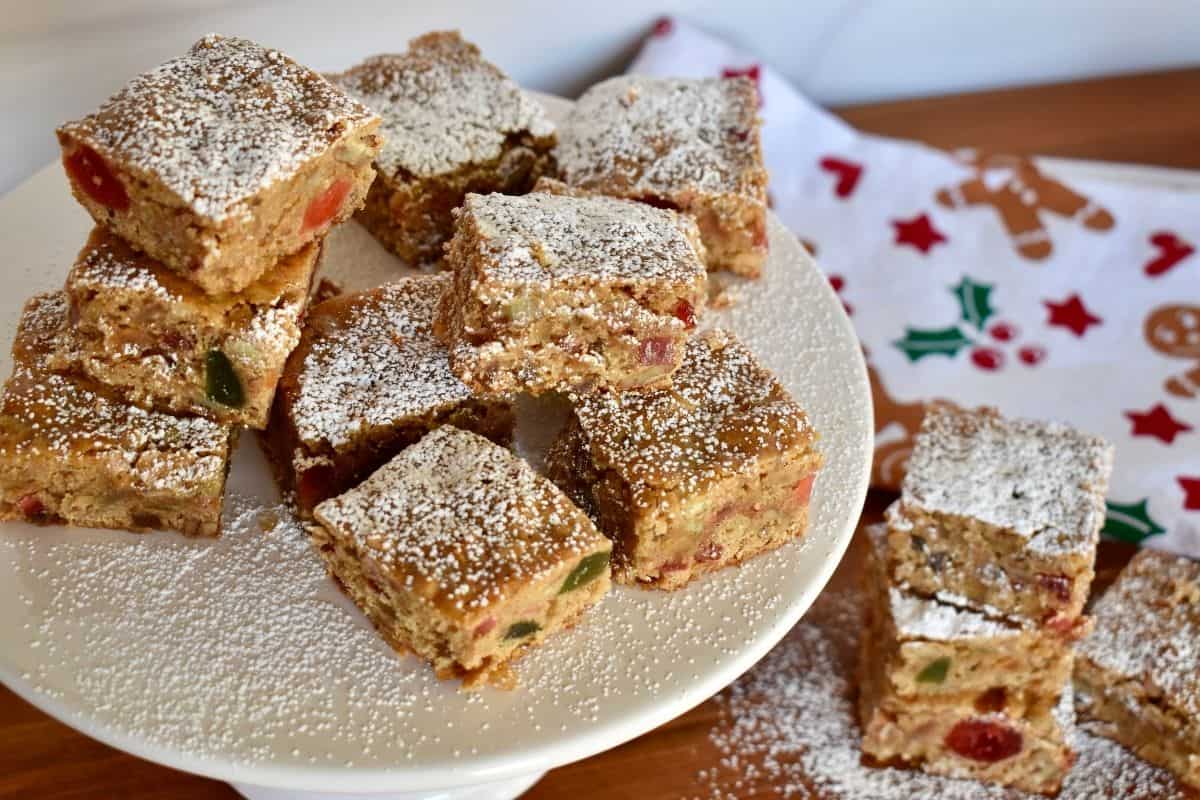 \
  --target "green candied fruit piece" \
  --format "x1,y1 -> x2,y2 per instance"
916,656 -> 952,684
205,349 -> 244,408
503,620 -> 541,640
559,550 -> 611,594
